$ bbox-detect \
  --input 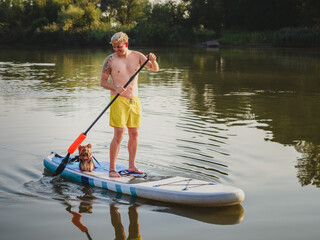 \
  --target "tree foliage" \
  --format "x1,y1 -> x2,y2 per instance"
58,1 -> 101,30
0,0 -> 320,45
183,0 -> 224,33
100,0 -> 148,26
129,0 -> 214,45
